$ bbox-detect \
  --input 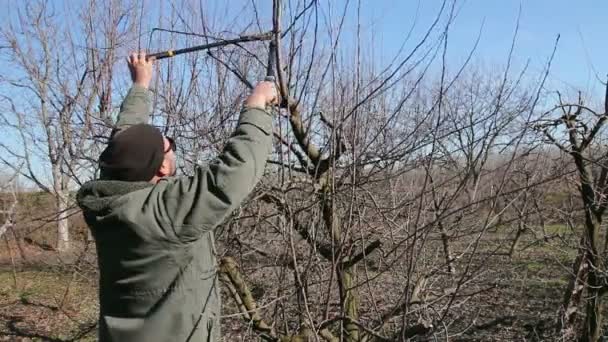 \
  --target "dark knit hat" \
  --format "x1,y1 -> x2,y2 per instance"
99,124 -> 165,182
